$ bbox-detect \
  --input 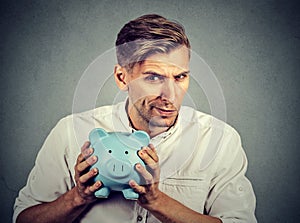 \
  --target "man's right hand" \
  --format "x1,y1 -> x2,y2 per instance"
16,141 -> 103,223
73,141 -> 102,206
